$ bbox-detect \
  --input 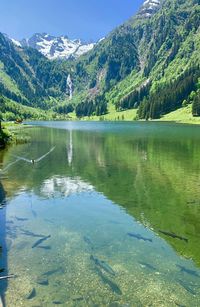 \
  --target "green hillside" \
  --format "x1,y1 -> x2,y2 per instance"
0,0 -> 200,121
0,33 -> 72,119
70,0 -> 200,119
